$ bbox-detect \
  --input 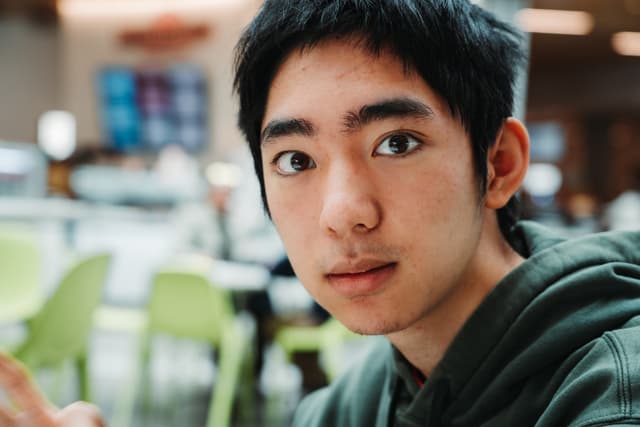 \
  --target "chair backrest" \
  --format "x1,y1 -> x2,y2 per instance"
275,317 -> 360,381
16,253 -> 111,368
147,270 -> 233,345
0,227 -> 43,323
